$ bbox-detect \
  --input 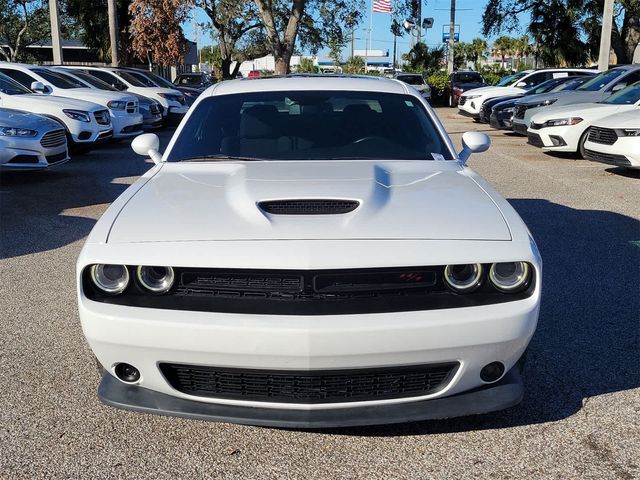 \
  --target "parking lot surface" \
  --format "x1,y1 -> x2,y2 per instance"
1,108 -> 638,479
